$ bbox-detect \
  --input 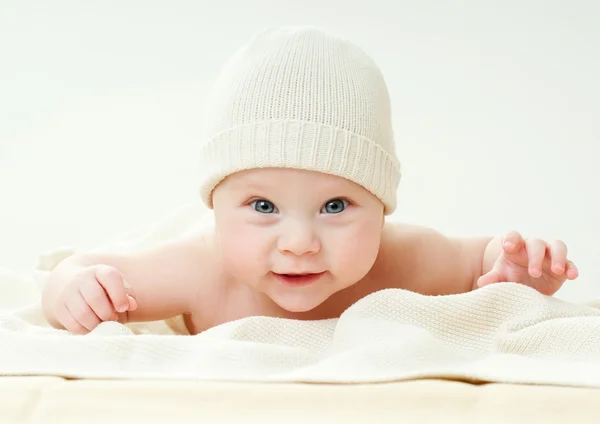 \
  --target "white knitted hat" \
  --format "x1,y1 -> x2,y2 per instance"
198,26 -> 401,214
